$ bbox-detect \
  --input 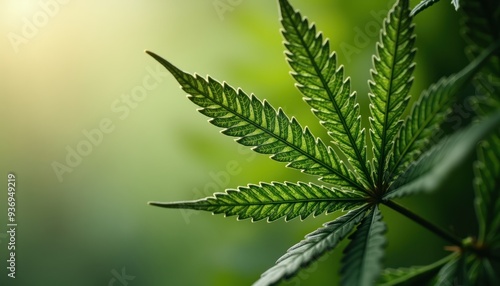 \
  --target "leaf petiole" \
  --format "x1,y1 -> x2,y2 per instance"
382,200 -> 462,247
